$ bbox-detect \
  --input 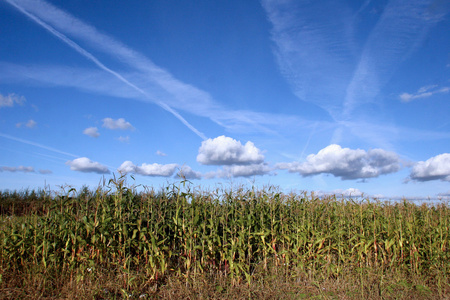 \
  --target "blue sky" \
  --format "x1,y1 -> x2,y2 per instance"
1,0 -> 449,200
